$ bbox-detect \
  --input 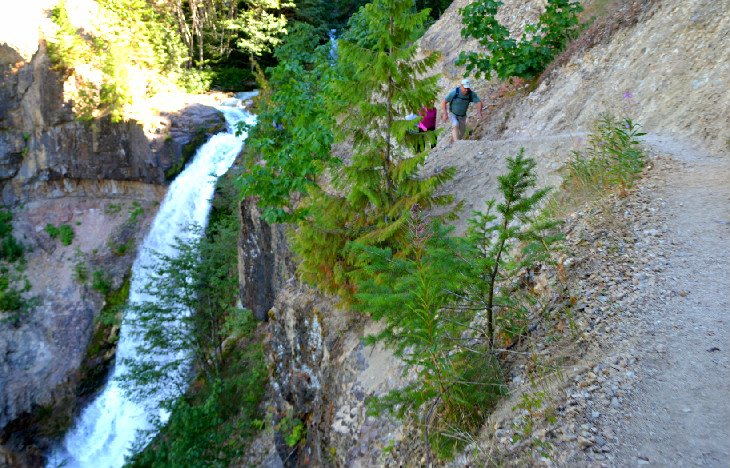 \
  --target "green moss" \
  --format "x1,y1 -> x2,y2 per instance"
91,270 -> 111,295
80,277 -> 129,393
